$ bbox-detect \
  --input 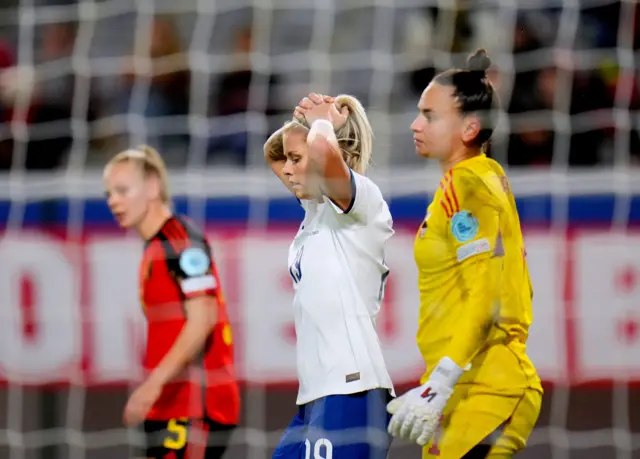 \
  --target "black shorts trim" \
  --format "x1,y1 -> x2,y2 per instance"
139,417 -> 235,459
